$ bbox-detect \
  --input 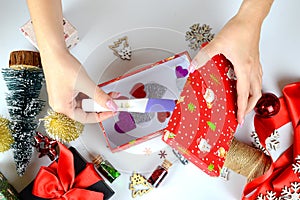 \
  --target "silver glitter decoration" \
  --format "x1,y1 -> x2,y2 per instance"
144,83 -> 167,99
126,83 -> 168,124
185,23 -> 214,50
130,112 -> 155,124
